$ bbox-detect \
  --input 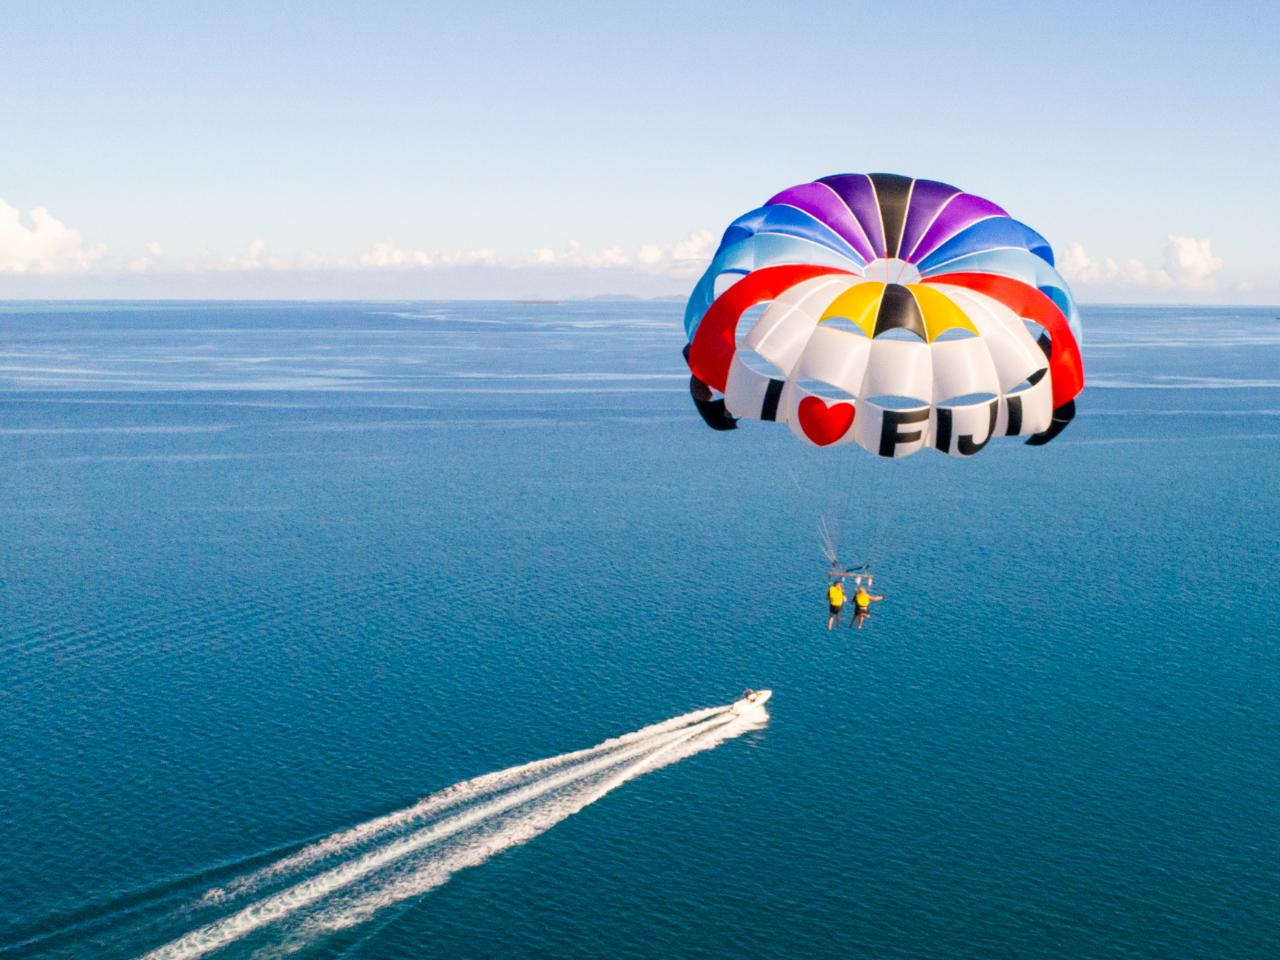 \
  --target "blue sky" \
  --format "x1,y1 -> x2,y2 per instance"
2,0 -> 1276,301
